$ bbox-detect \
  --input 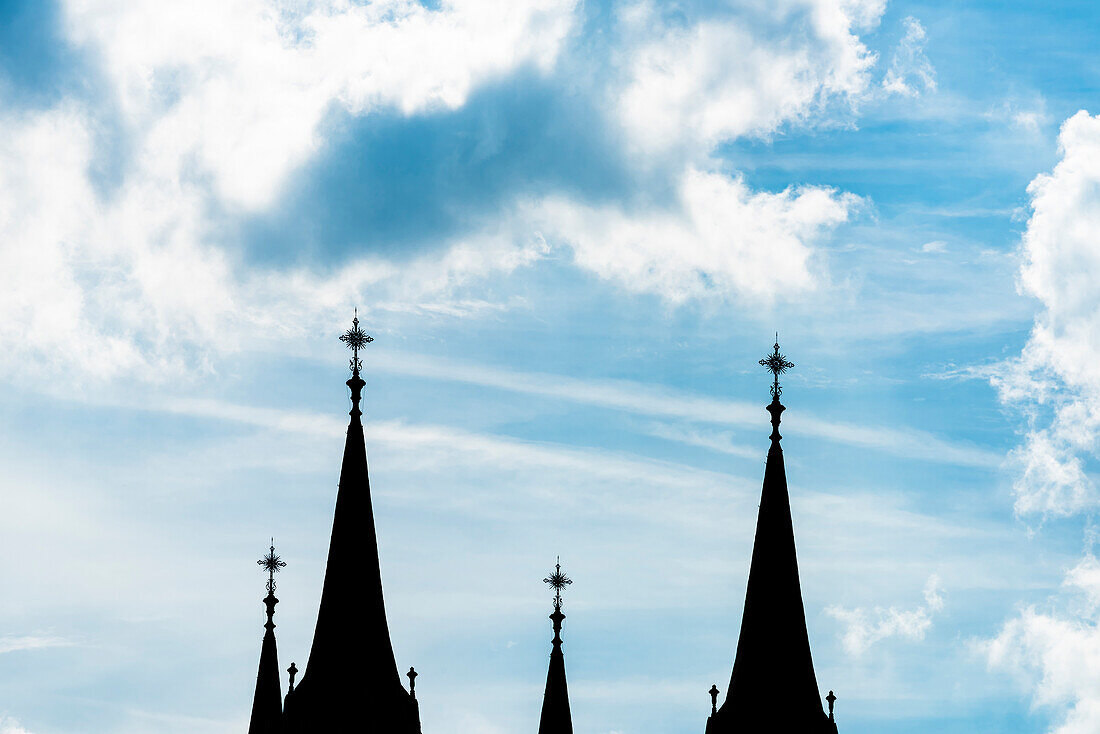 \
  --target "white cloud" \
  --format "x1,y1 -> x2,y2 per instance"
533,166 -> 861,303
617,0 -> 885,154
63,0 -> 579,209
0,719 -> 33,734
984,557 -> 1100,734
991,110 -> 1100,517
0,634 -> 71,655
826,574 -> 945,656
881,17 -> 936,97
921,240 -> 948,253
